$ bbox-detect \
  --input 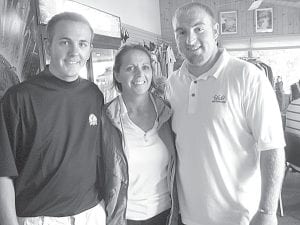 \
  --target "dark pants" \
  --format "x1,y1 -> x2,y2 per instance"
127,209 -> 170,225
178,214 -> 186,225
